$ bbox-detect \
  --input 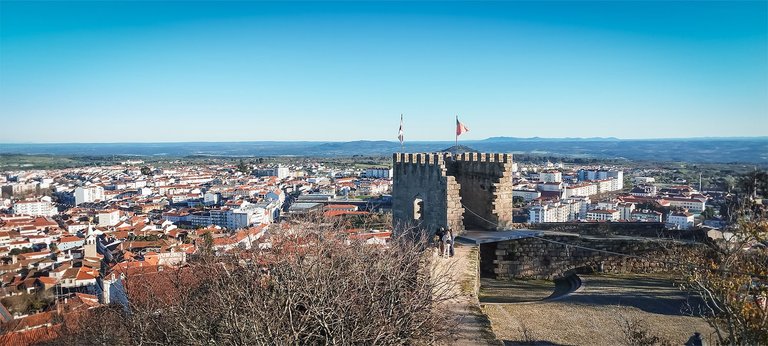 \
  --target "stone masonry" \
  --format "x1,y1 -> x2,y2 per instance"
392,152 -> 515,234
483,233 -> 697,280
